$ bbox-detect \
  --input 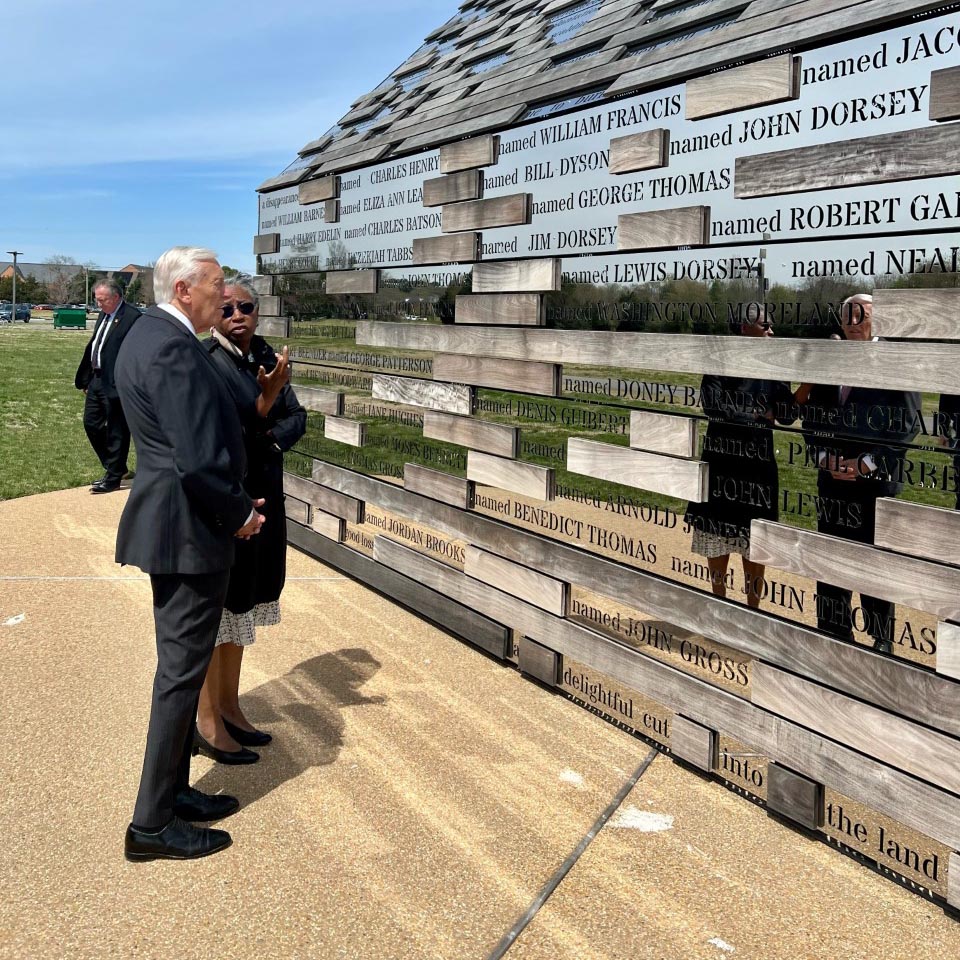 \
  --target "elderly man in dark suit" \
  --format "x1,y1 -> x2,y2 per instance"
75,280 -> 141,492
116,246 -> 265,862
